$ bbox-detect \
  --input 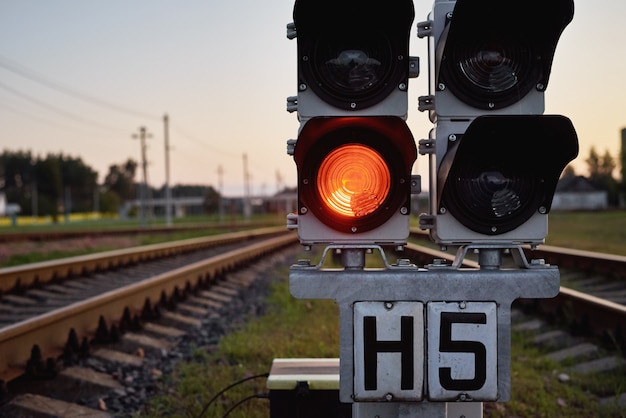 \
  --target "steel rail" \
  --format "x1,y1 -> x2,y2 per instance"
0,232 -> 297,382
407,232 -> 626,350
0,220 -> 283,244
522,245 -> 626,277
530,286 -> 626,349
0,226 -> 286,293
